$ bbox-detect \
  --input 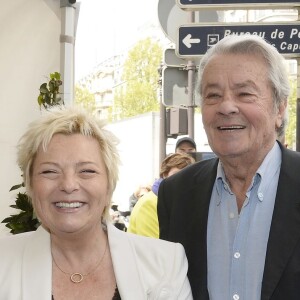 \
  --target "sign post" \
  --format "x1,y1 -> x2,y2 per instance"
177,23 -> 300,58
162,49 -> 200,107
158,0 -> 300,151
177,0 -> 300,10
